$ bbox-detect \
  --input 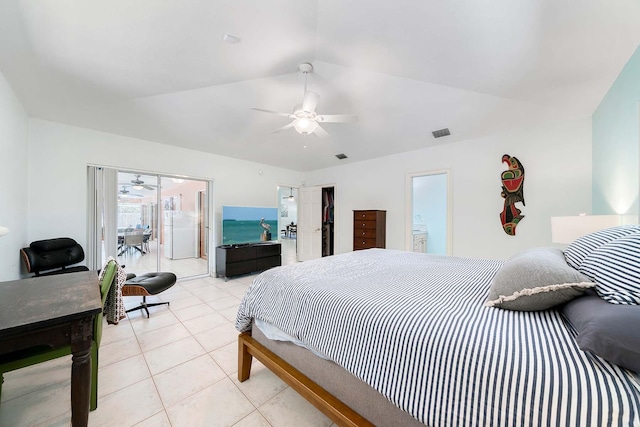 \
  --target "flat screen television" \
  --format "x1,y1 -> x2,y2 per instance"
222,205 -> 278,245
